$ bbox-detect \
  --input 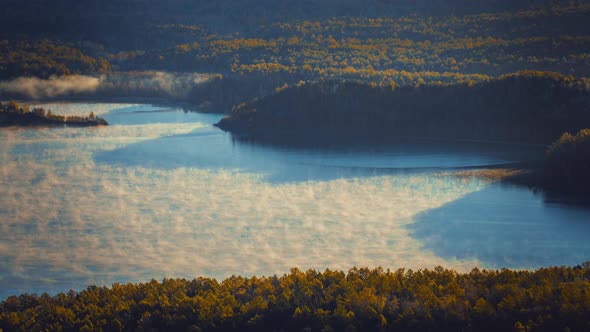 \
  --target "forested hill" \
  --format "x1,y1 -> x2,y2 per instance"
0,0 -> 550,39
216,71 -> 590,145
2,0 -> 590,103
2,264 -> 590,332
